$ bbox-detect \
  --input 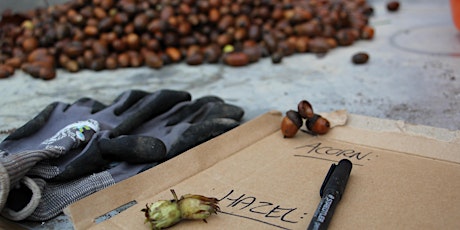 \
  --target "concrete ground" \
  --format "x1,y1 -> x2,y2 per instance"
0,0 -> 459,229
